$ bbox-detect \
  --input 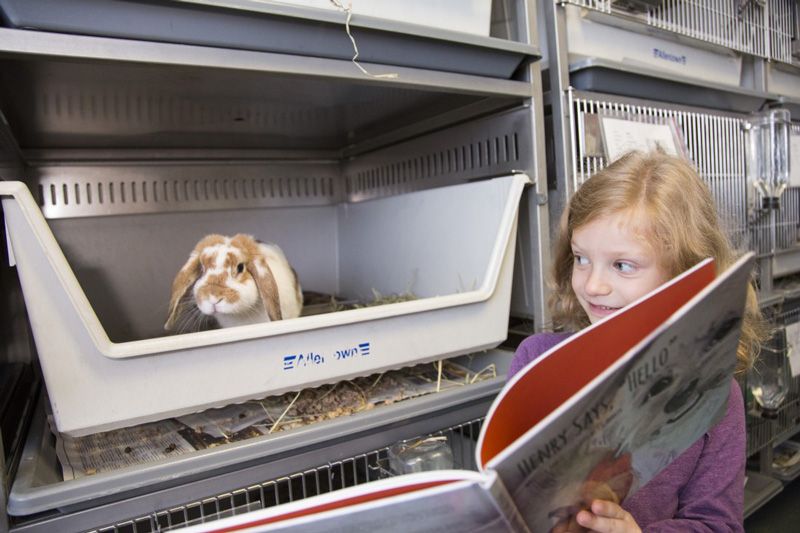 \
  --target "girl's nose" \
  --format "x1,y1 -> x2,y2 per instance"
585,268 -> 611,296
